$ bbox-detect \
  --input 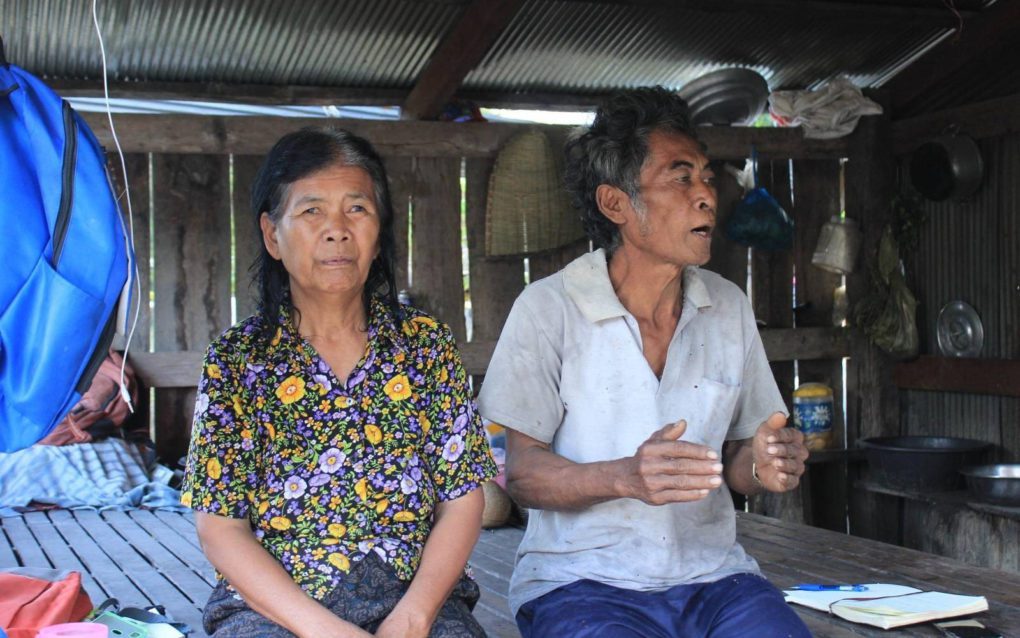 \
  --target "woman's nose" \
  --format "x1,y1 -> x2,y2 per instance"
324,213 -> 351,241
